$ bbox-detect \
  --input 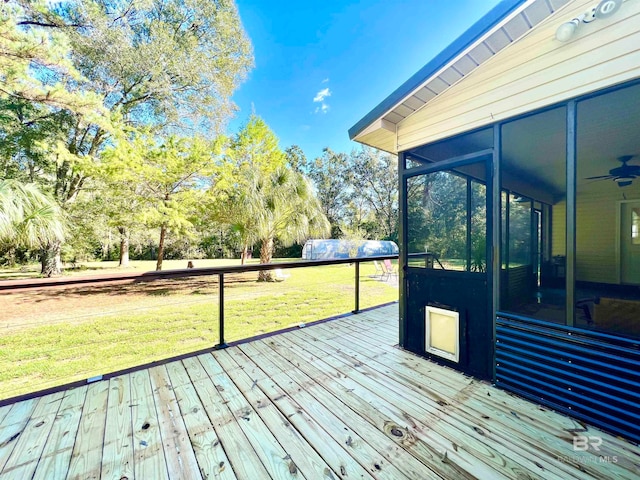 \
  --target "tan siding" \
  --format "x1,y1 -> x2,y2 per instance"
551,200 -> 566,258
552,189 -> 640,285
397,0 -> 640,151
576,192 -> 617,284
